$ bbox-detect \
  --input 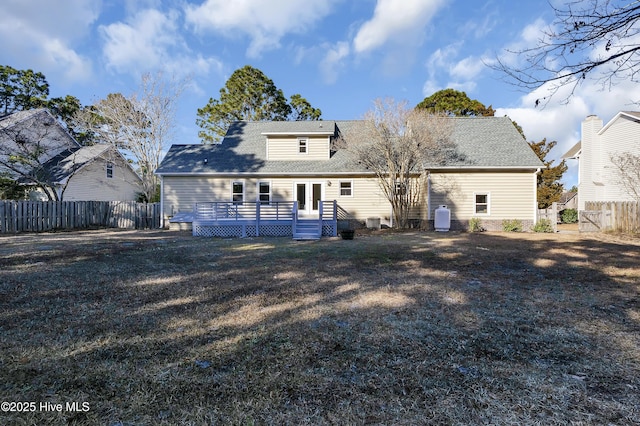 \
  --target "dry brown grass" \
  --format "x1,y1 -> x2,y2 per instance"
1,229 -> 639,425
